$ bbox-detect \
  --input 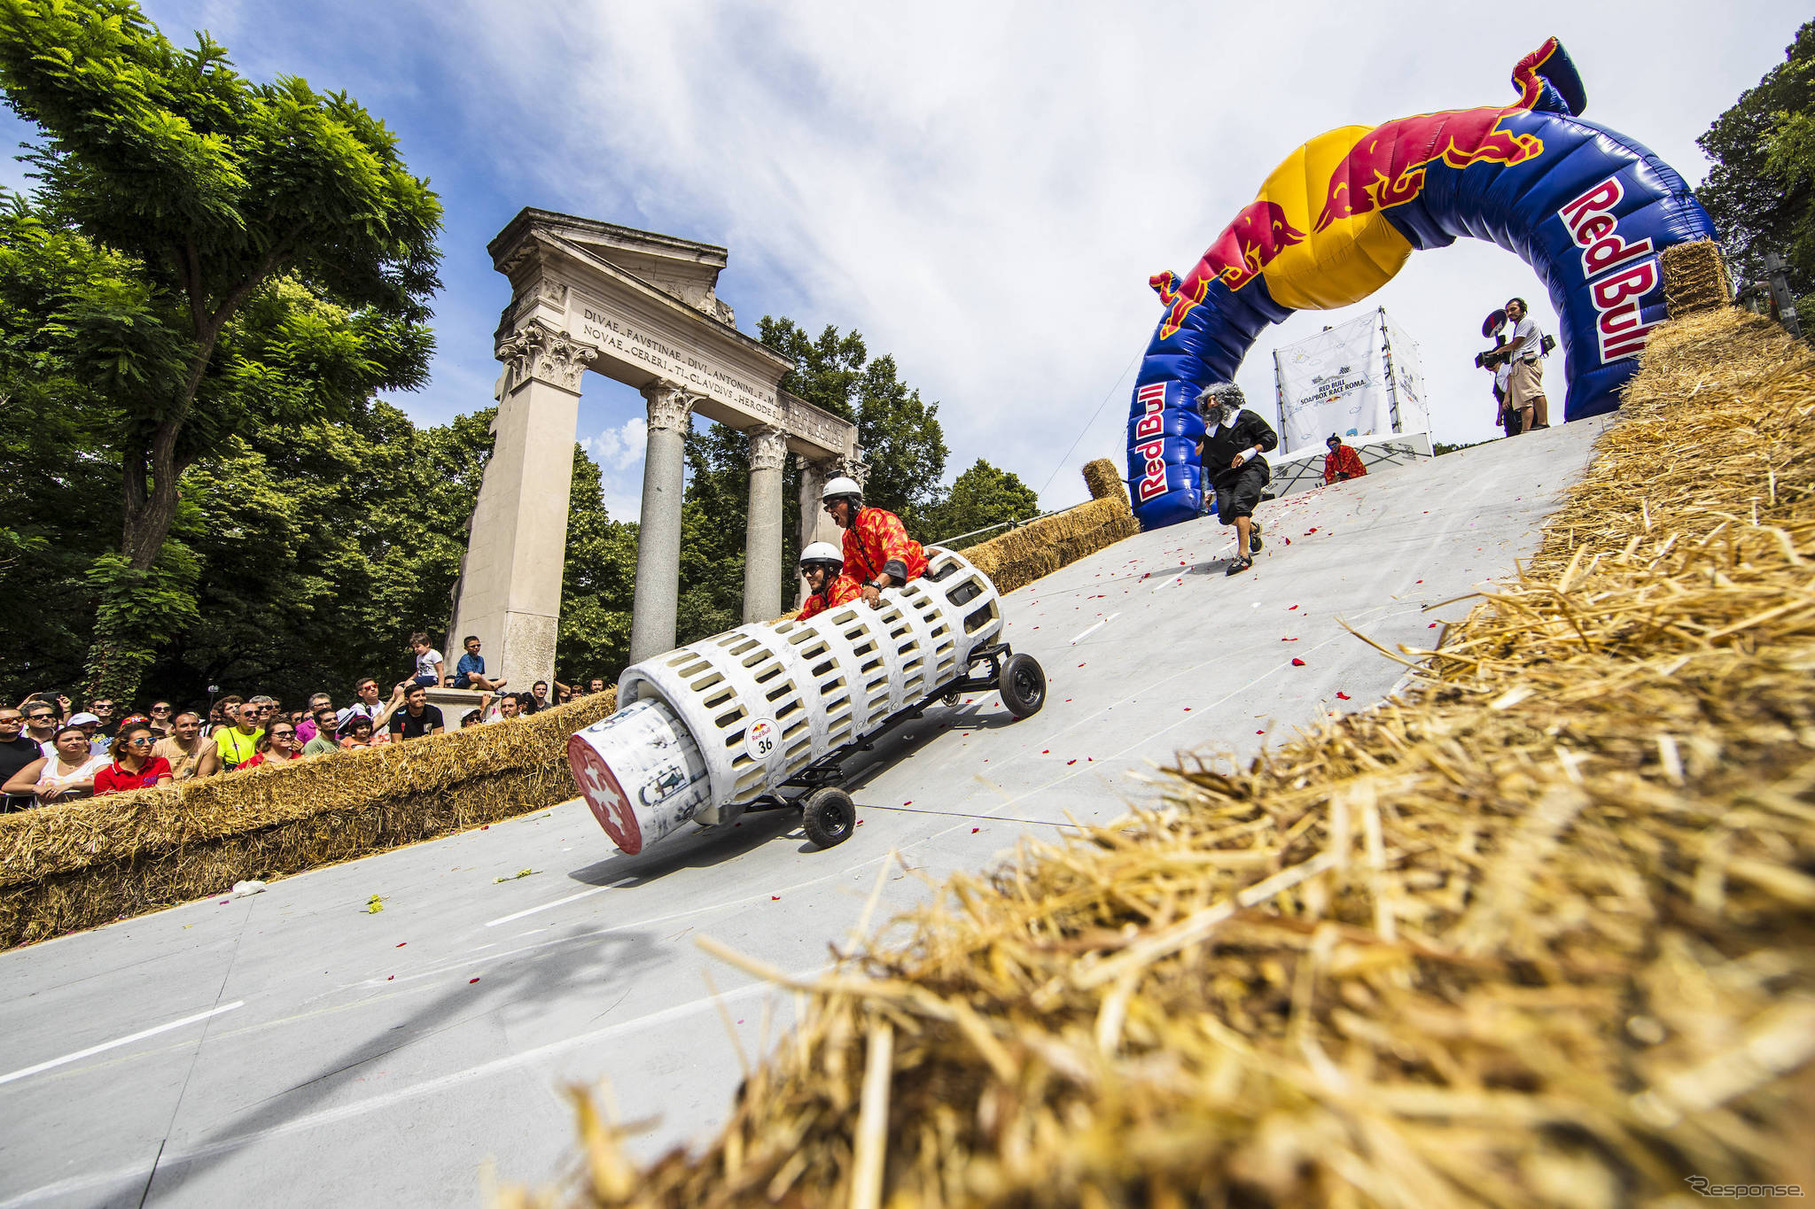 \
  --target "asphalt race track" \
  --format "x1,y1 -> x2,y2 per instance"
0,418 -> 1611,1207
